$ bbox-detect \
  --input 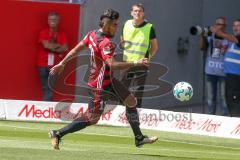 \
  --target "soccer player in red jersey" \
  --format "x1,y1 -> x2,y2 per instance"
49,8 -> 158,150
